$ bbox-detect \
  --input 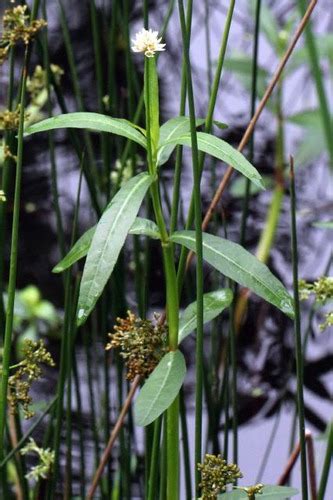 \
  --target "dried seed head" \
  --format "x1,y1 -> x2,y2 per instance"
0,107 -> 28,130
0,5 -> 47,65
106,310 -> 168,380
21,438 -> 55,481
7,339 -> 55,419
